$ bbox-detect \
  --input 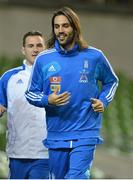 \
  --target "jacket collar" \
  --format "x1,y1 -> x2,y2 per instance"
54,40 -> 79,56
23,59 -> 32,72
